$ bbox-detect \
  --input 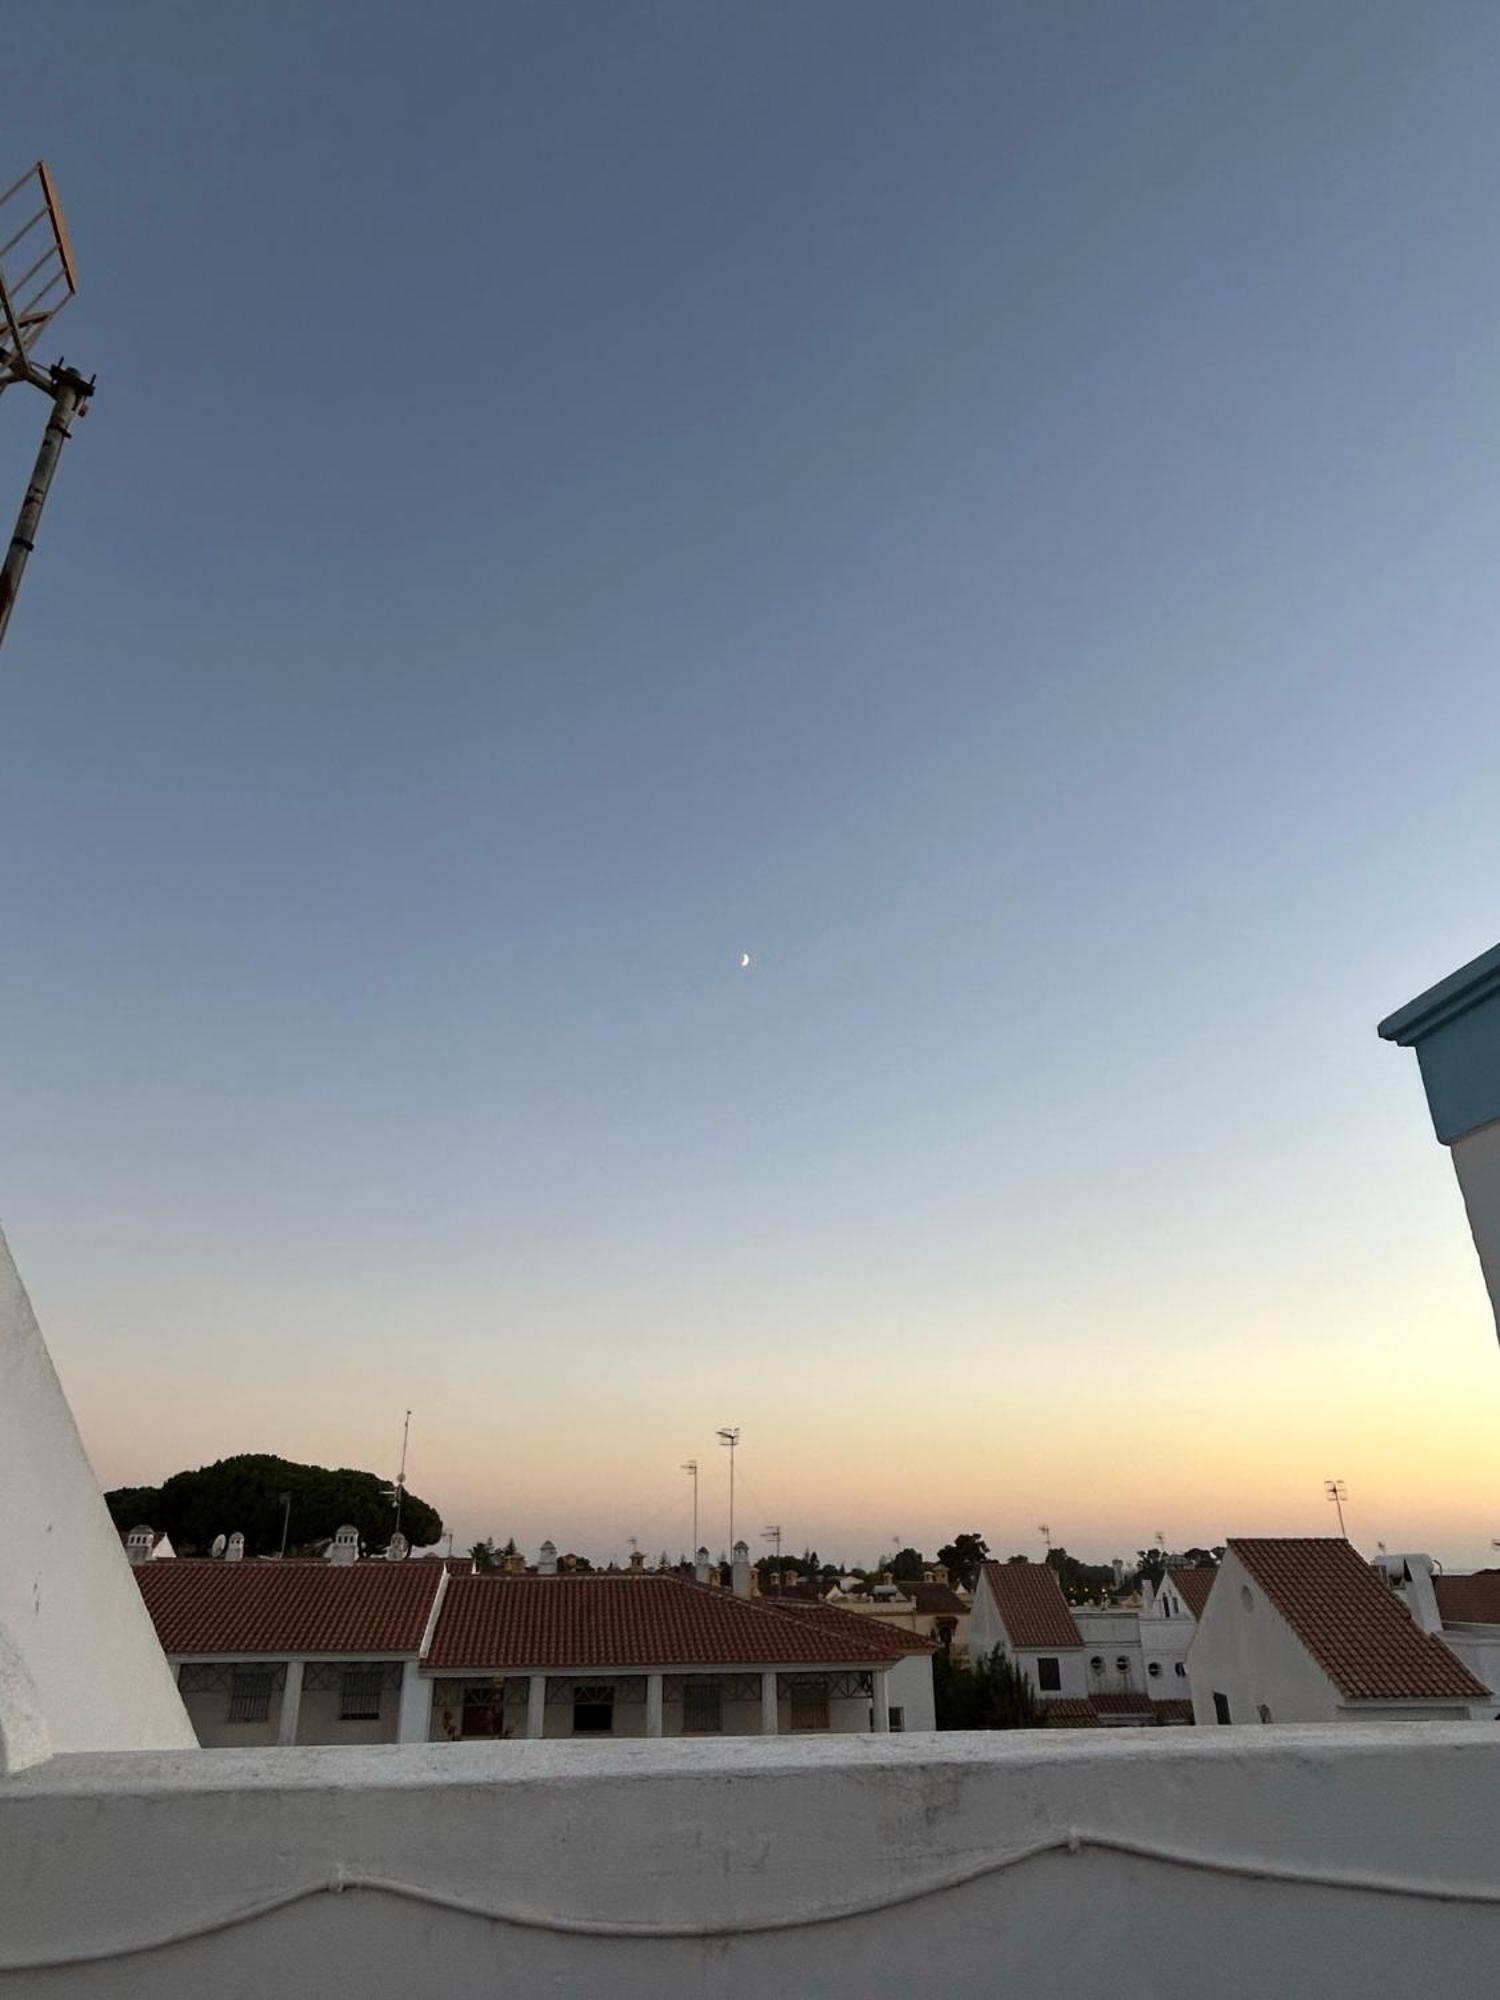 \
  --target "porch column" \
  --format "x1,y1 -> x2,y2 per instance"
761,1670 -> 779,1735
396,1661 -> 431,1743
646,1673 -> 664,1737
871,1670 -> 890,1733
527,1674 -> 547,1739
276,1659 -> 304,1745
